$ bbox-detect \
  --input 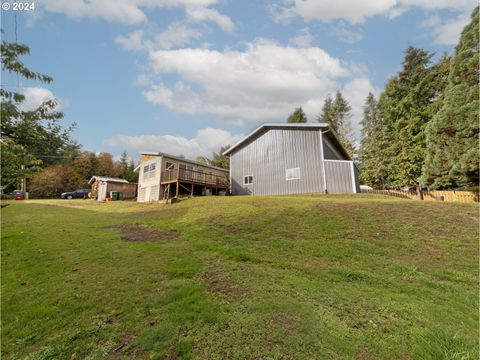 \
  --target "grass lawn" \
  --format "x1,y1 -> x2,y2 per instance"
1,194 -> 478,359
